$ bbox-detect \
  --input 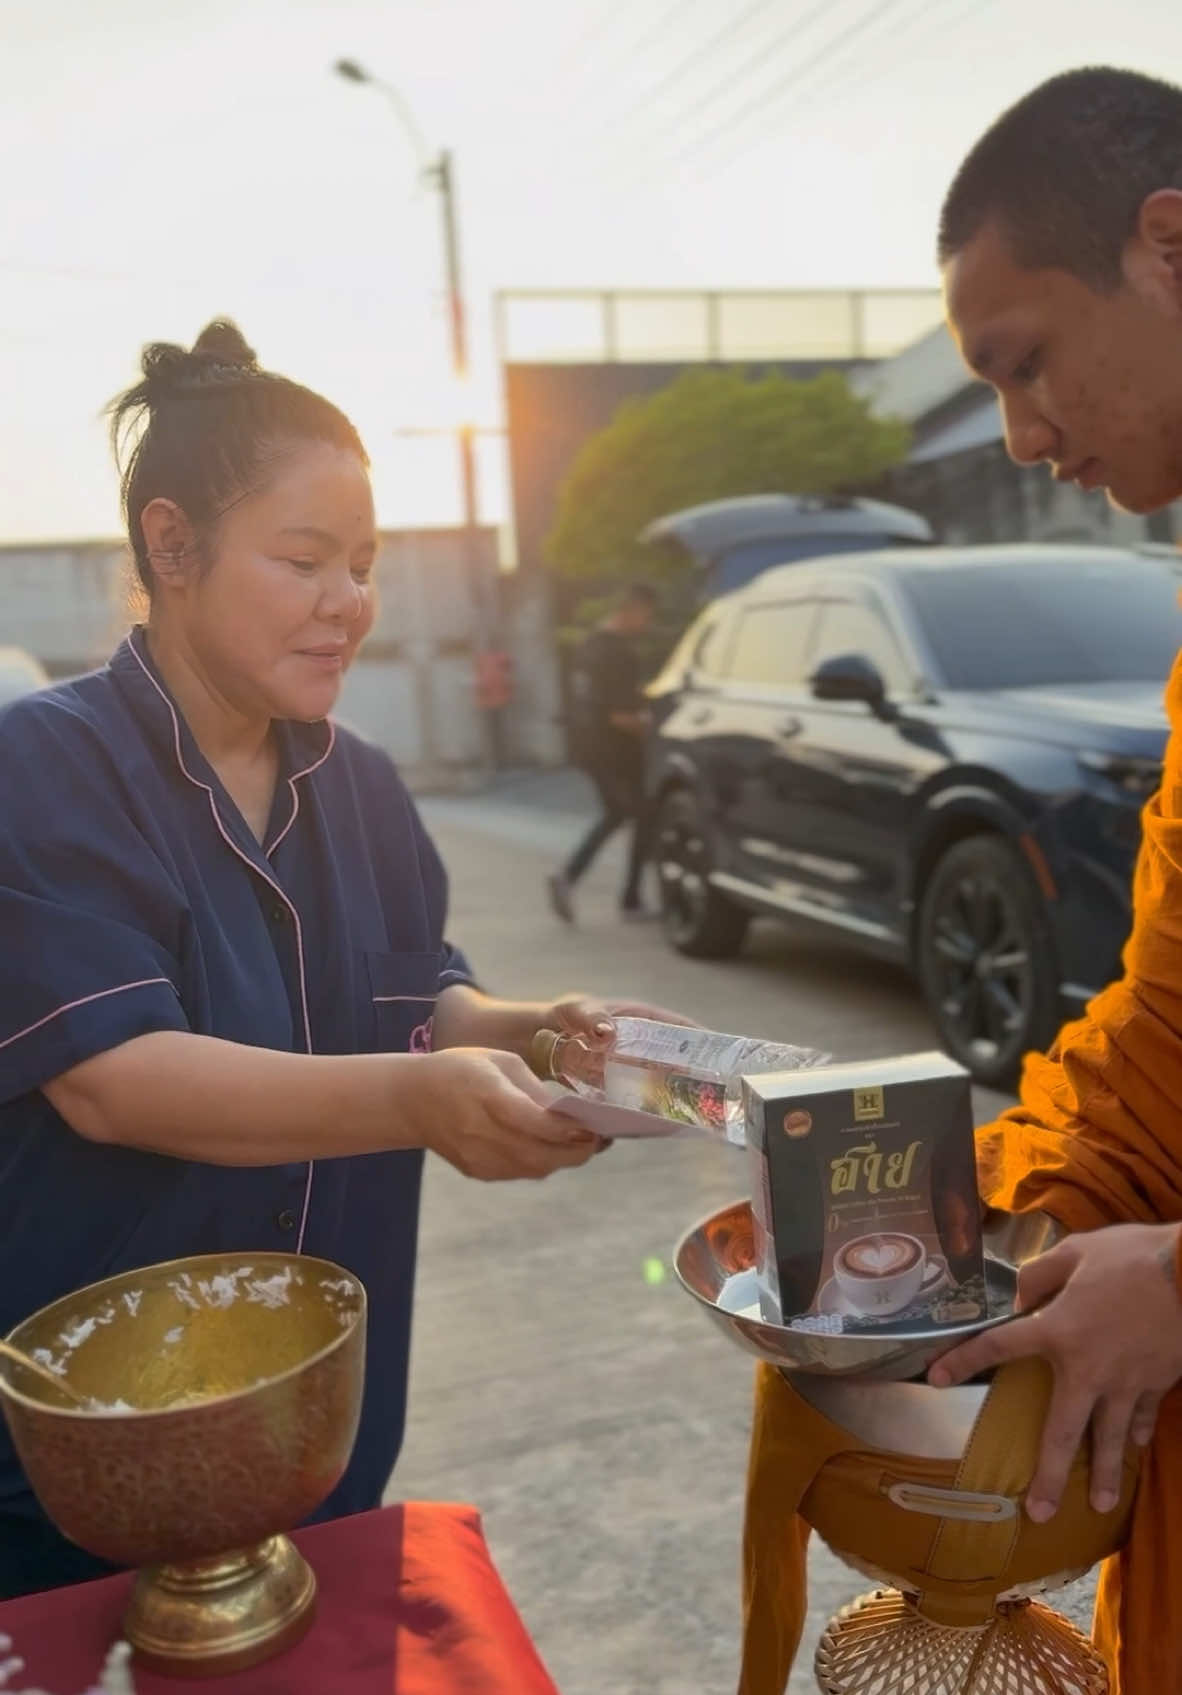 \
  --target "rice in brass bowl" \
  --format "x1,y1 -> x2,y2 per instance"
0,1252 -> 366,1677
